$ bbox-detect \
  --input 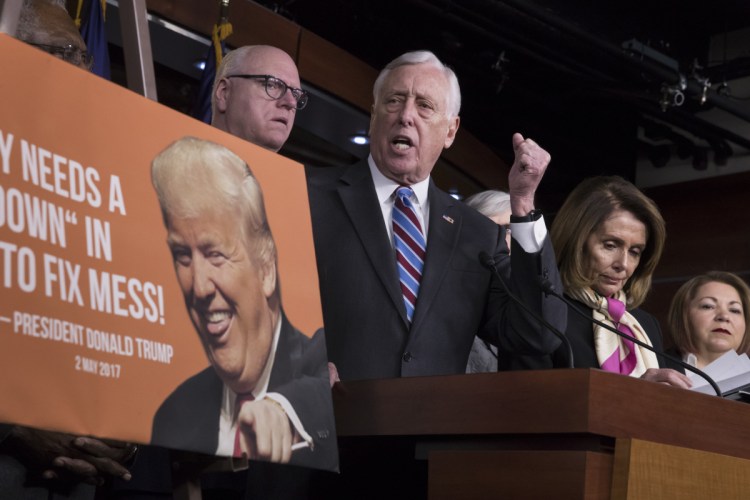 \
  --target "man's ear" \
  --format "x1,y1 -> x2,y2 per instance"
443,116 -> 460,149
261,255 -> 277,300
214,78 -> 230,113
